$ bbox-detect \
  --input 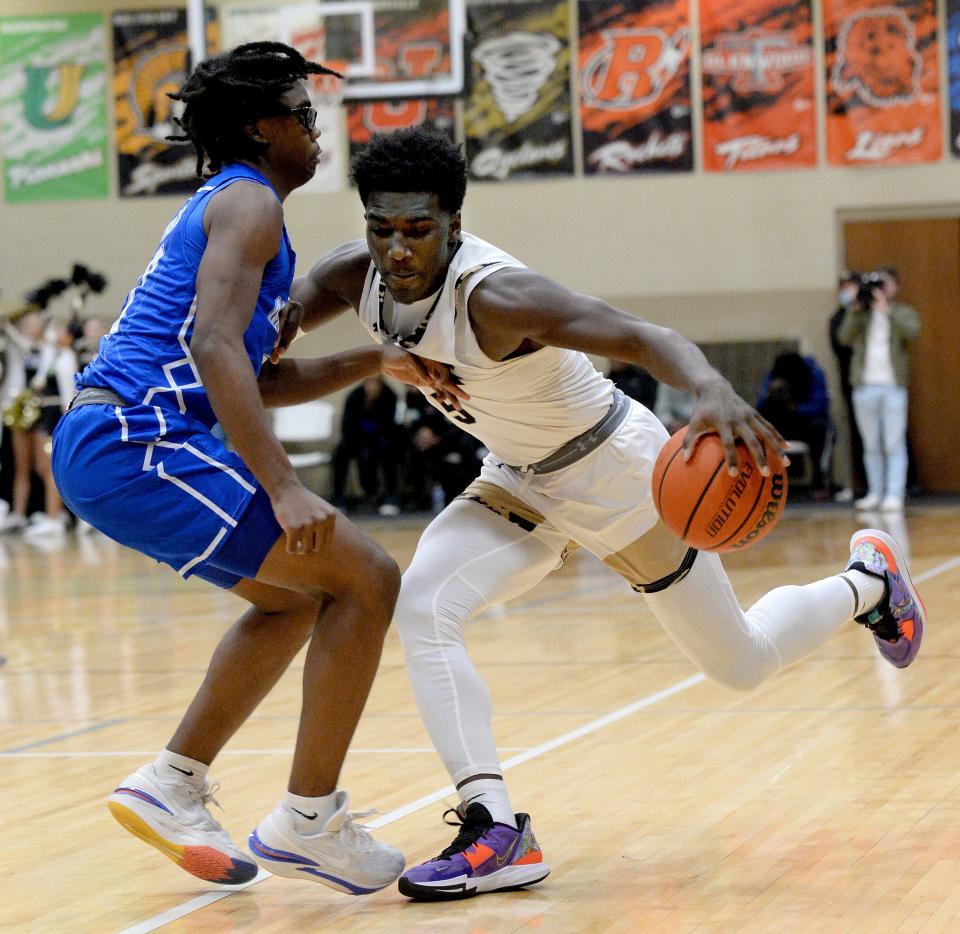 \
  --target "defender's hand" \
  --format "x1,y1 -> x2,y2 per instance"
269,300 -> 305,364
682,379 -> 789,477
378,345 -> 470,411
270,483 -> 337,553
